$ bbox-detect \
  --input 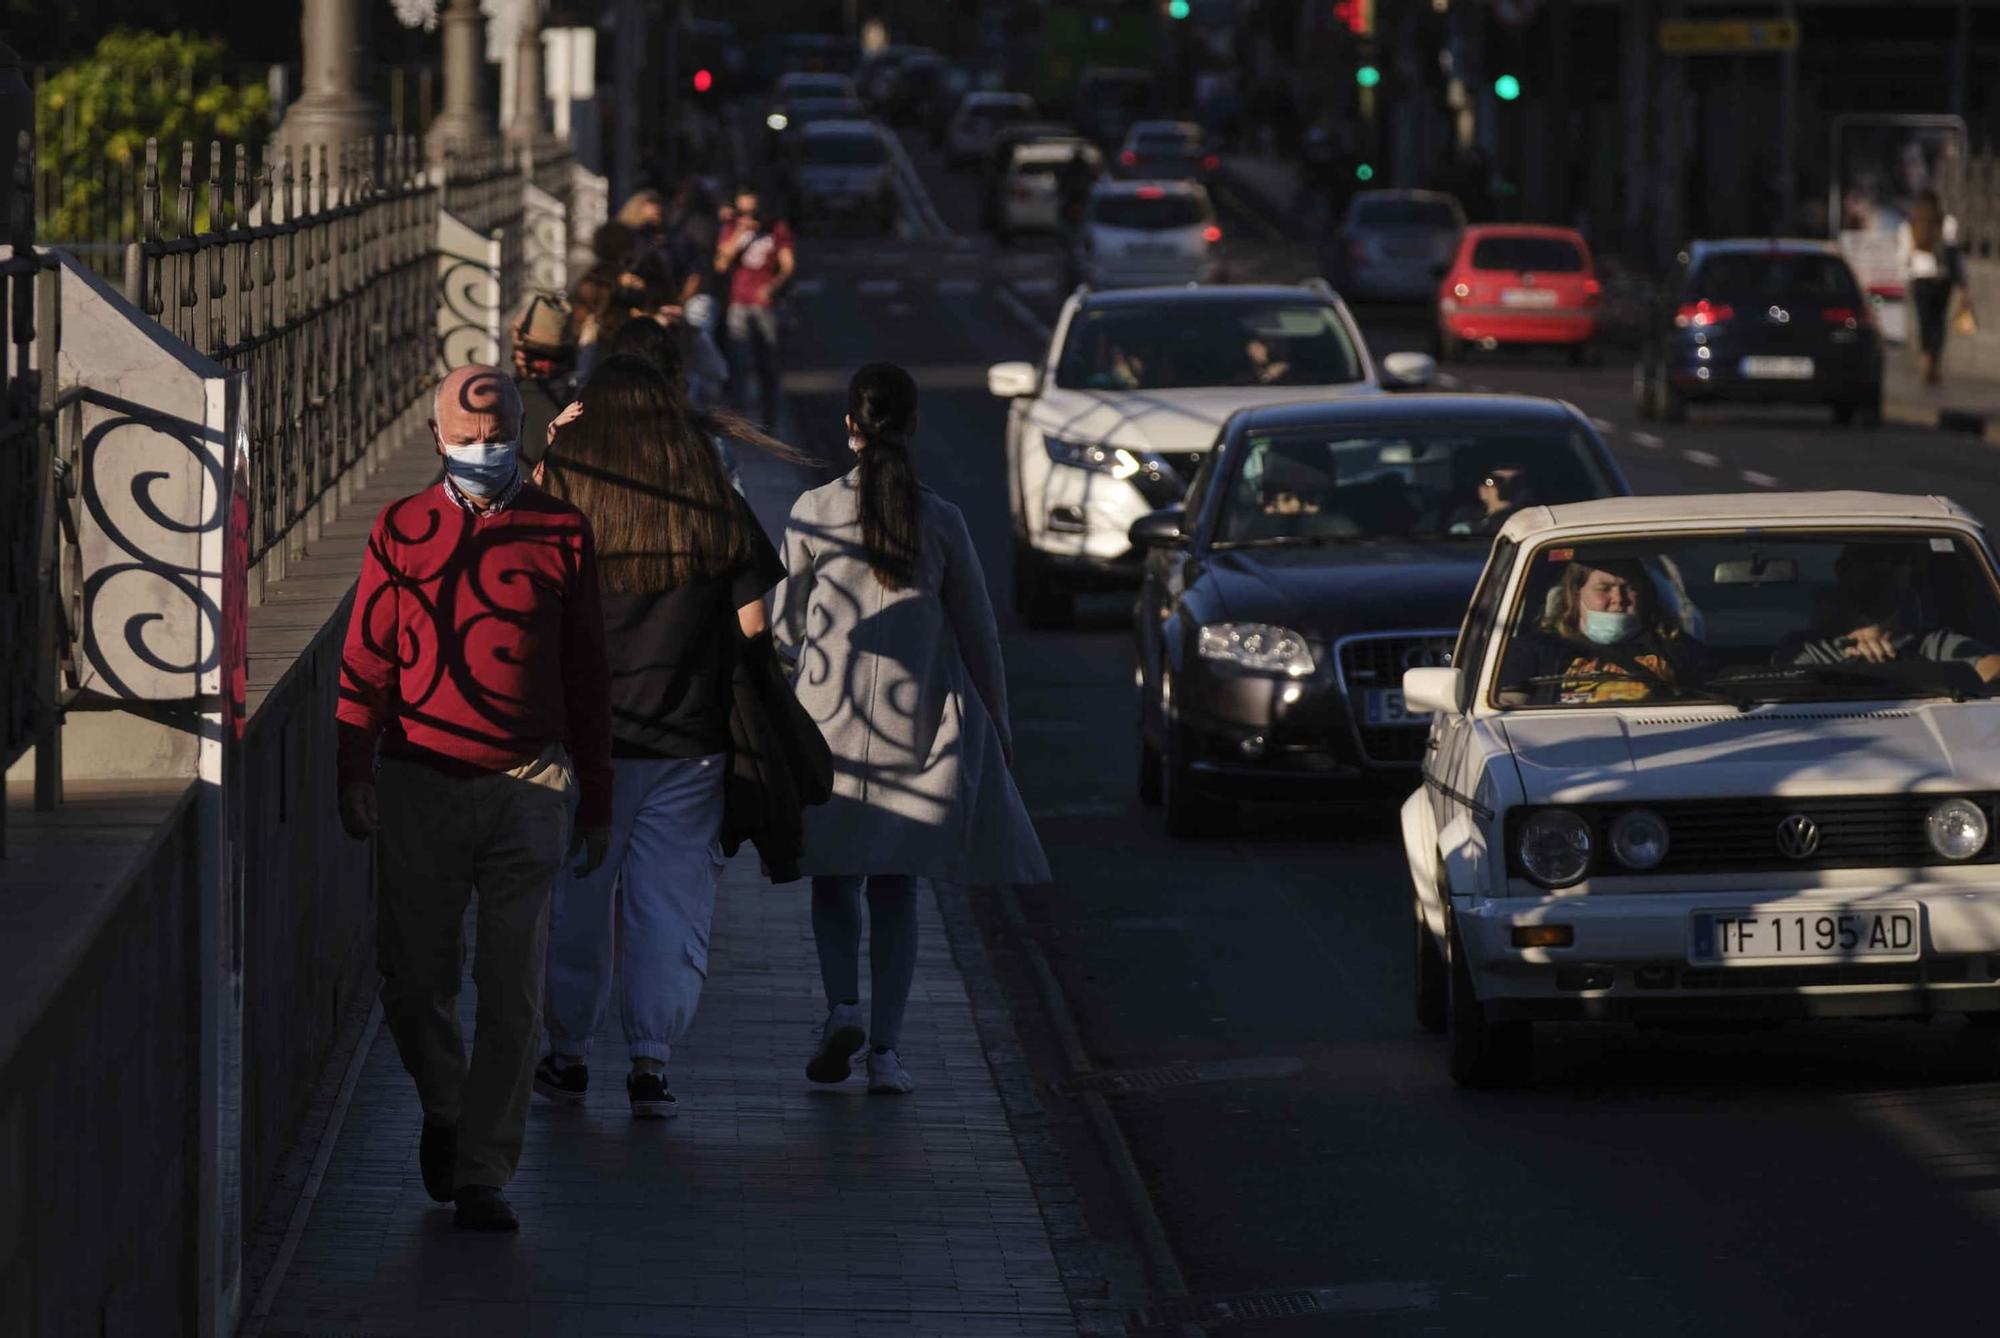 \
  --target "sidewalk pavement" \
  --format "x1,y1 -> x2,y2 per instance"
247,853 -> 1075,1338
